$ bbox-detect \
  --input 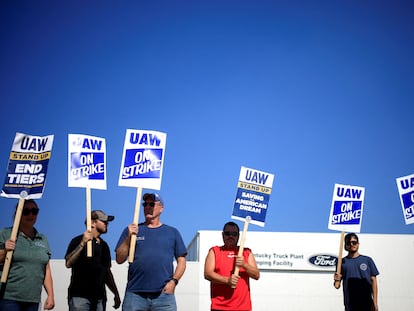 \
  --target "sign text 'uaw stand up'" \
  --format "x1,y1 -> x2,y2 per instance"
68,134 -> 107,257
396,173 -> 414,226
328,183 -> 365,288
0,132 -> 54,288
231,166 -> 274,288
118,129 -> 167,263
